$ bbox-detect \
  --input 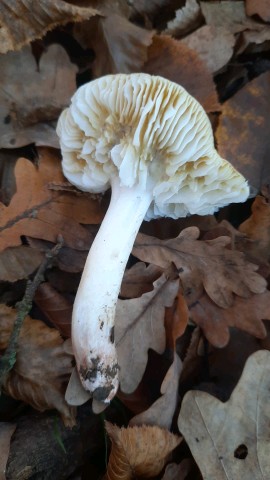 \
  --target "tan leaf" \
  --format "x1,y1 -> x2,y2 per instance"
178,350 -> 270,480
115,273 -> 179,393
239,27 -> 270,54
0,148 -> 104,252
0,423 -> 16,480
133,228 -> 266,309
0,305 -> 75,426
189,291 -> 270,347
0,0 -> 99,54
105,422 -> 181,479
0,45 -> 77,149
130,353 -> 182,429
239,196 -> 270,263
121,262 -> 163,298
165,290 -> 189,349
180,26 -> 235,73
75,14 -> 154,77
217,72 -> 270,191
161,460 -> 192,480
34,282 -> 72,338
0,246 -> 44,282
246,0 -> 270,22
165,0 -> 201,36
201,1 -> 262,34
143,35 -> 220,113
